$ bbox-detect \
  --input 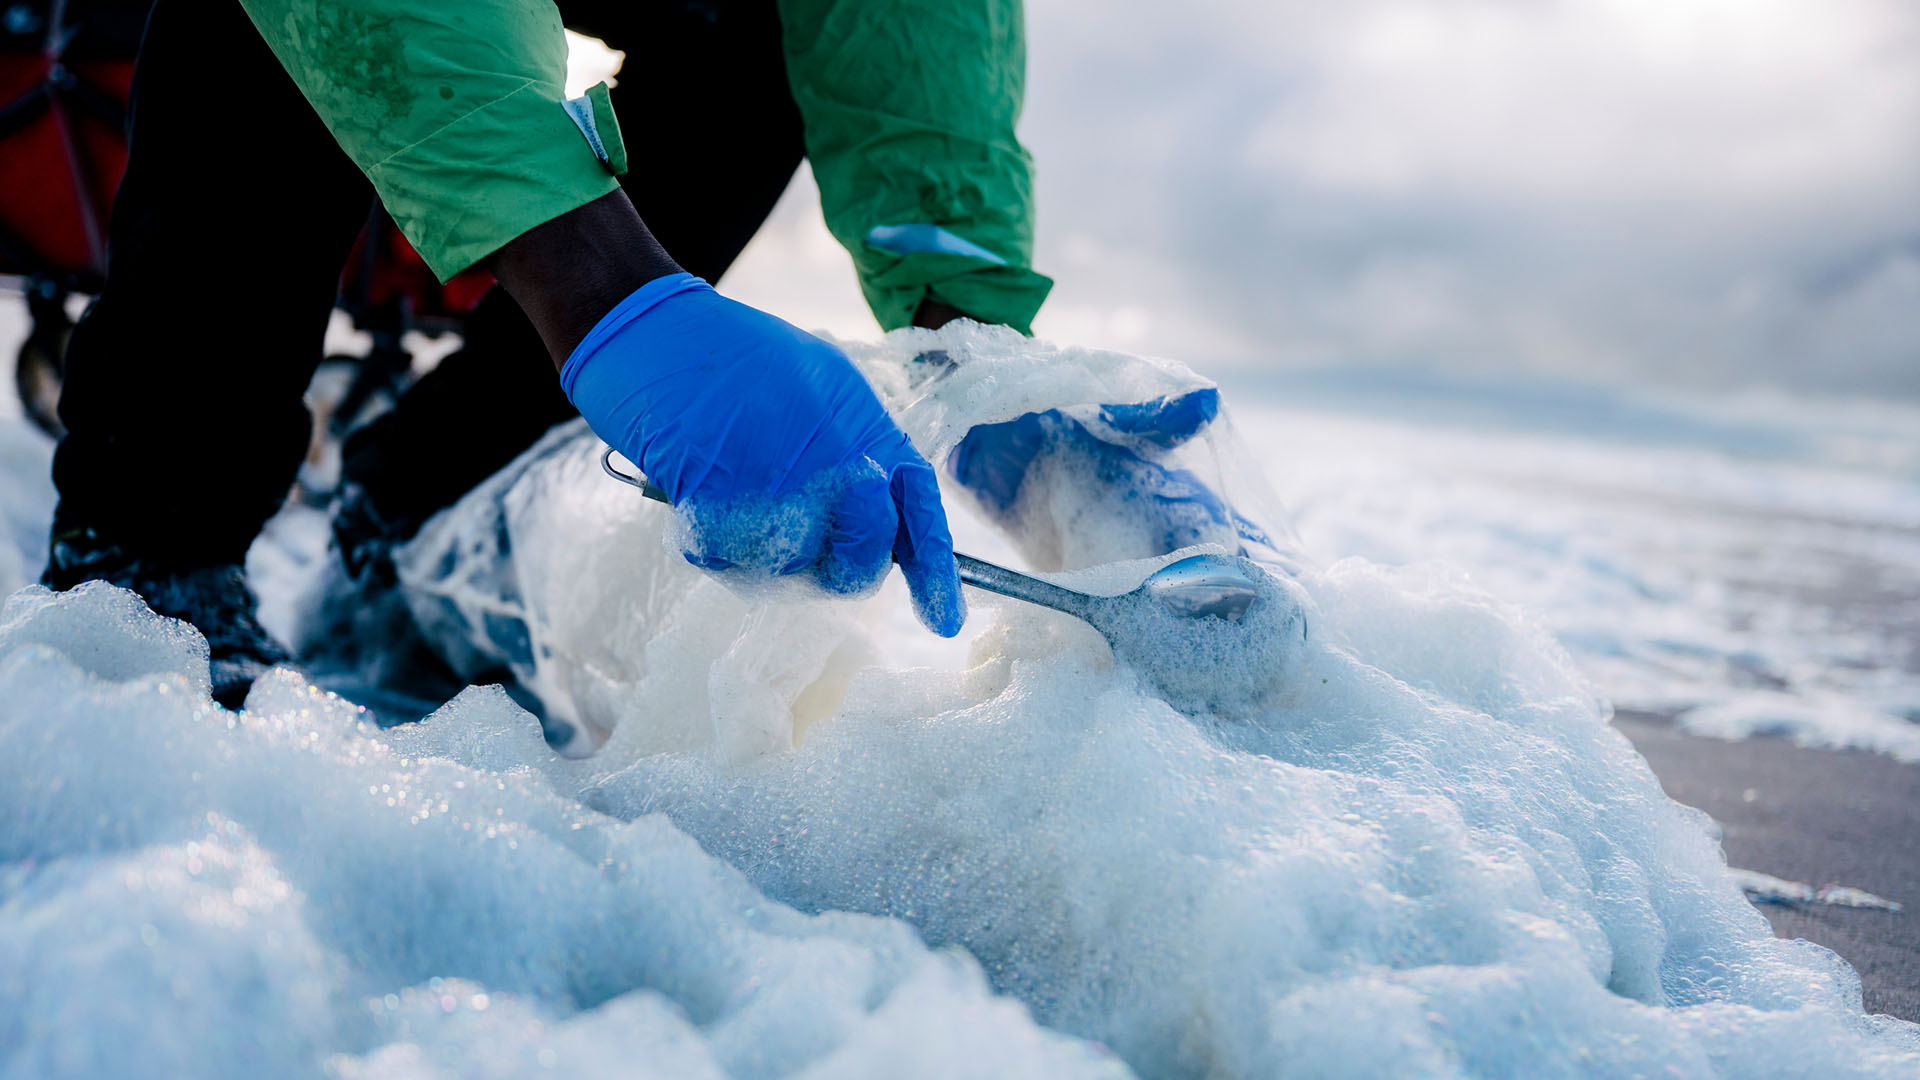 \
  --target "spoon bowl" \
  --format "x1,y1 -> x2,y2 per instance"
1140,554 -> 1262,621
955,549 -> 1308,715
